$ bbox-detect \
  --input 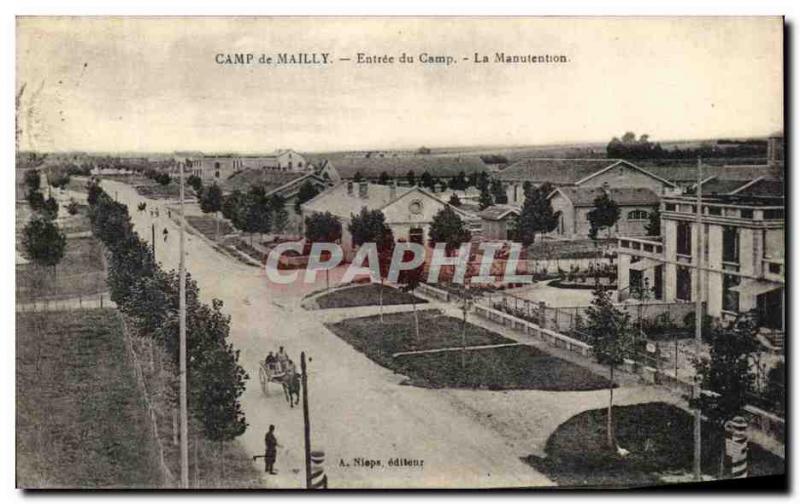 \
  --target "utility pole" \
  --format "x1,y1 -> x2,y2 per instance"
693,157 -> 704,481
179,162 -> 189,488
301,352 -> 312,489
152,223 -> 156,258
